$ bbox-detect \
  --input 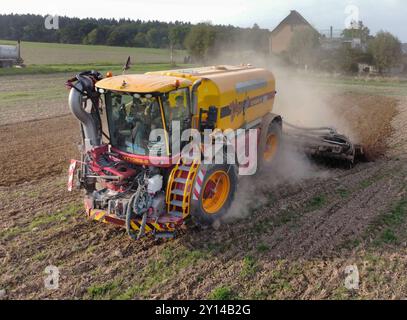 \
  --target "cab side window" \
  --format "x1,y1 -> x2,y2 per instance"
162,88 -> 190,133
